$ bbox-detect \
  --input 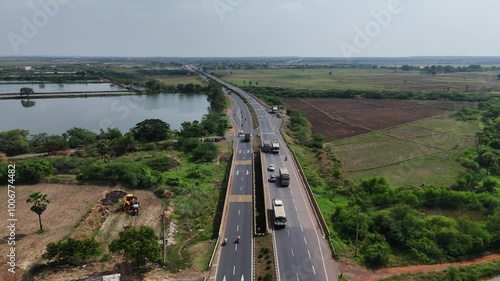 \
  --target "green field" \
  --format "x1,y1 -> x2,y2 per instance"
109,67 -> 207,86
332,114 -> 480,187
212,68 -> 500,93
